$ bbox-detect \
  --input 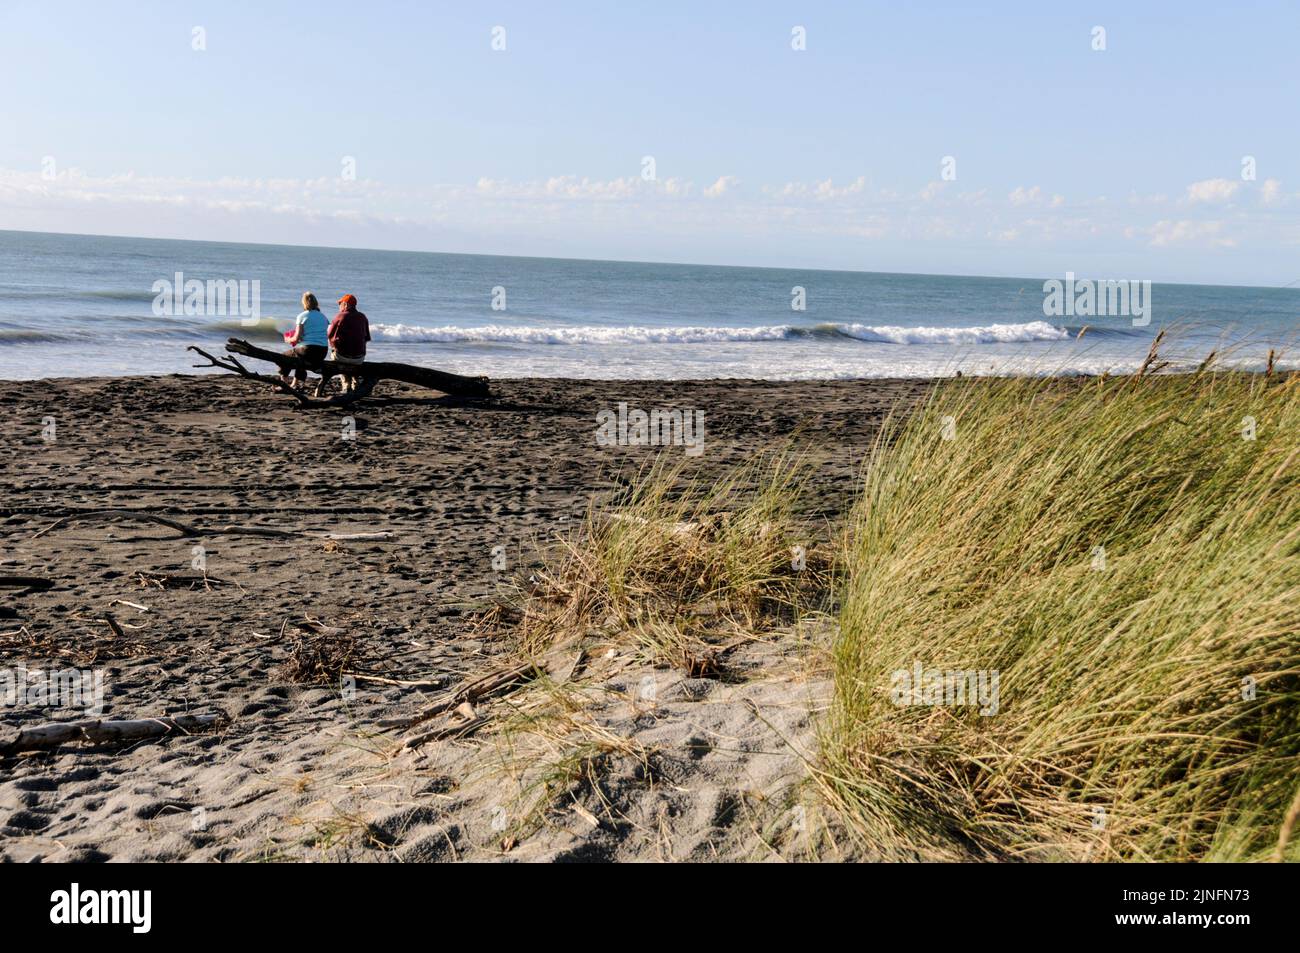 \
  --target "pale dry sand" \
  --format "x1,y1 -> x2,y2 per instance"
0,373 -> 928,862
